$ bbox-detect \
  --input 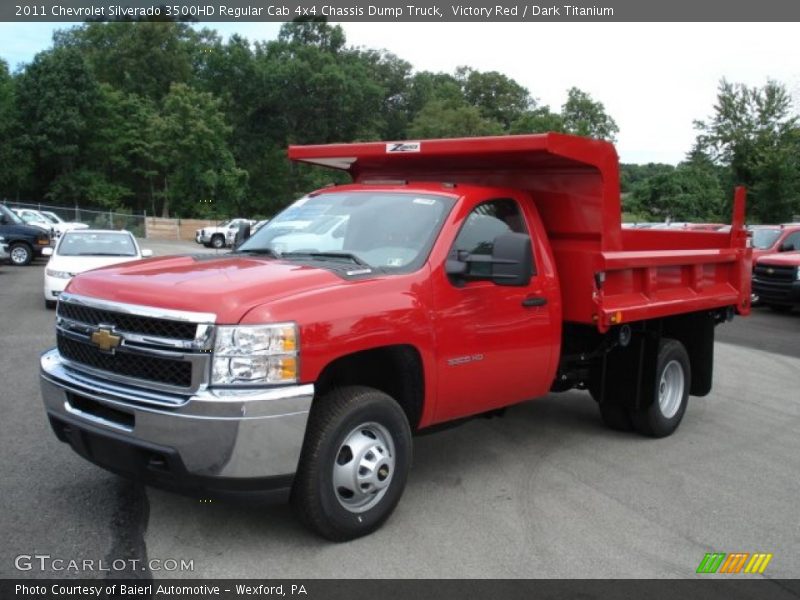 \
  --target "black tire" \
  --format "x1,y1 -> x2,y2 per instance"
211,234 -> 225,249
630,338 -> 690,438
292,386 -> 412,542
45,299 -> 57,310
9,242 -> 33,266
